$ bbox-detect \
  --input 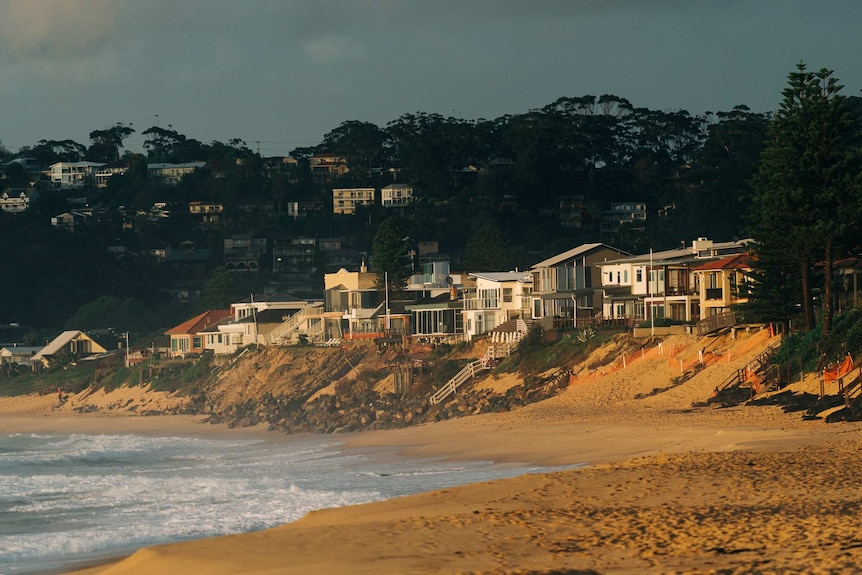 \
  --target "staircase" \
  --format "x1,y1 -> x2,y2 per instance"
710,339 -> 782,403
267,304 -> 324,345
429,338 -> 522,406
